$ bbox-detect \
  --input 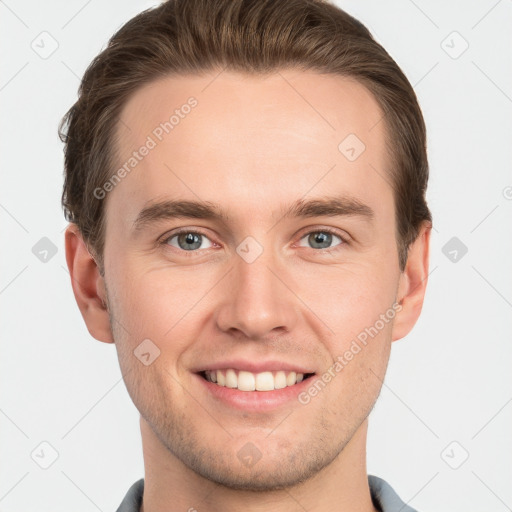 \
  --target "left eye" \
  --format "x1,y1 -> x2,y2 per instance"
166,231 -> 213,251
298,230 -> 344,250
